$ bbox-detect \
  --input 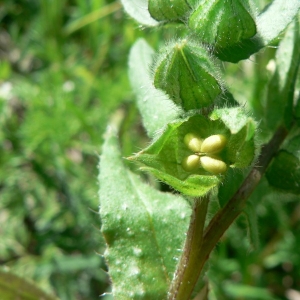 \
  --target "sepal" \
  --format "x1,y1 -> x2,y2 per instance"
189,0 -> 256,59
153,39 -> 223,111
129,108 -> 257,196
